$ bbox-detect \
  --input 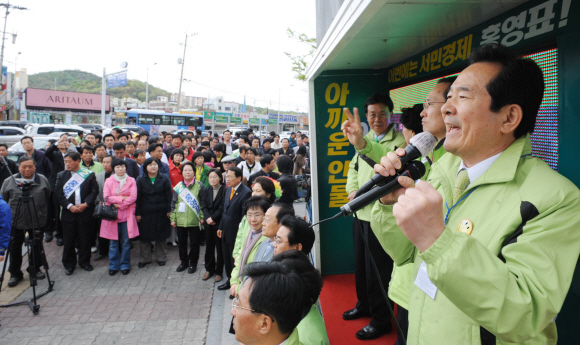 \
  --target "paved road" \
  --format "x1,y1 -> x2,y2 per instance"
0,201 -> 309,344
0,238 -> 214,345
